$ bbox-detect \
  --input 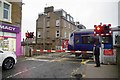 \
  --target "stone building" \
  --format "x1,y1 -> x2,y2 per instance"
0,0 -> 22,56
118,1 -> 120,26
36,6 -> 76,50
